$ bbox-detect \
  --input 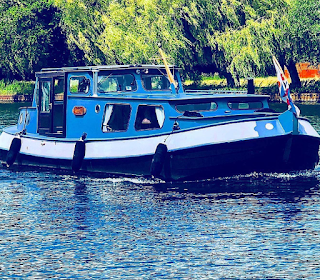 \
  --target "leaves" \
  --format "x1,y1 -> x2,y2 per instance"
0,0 -> 72,80
0,0 -> 319,83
